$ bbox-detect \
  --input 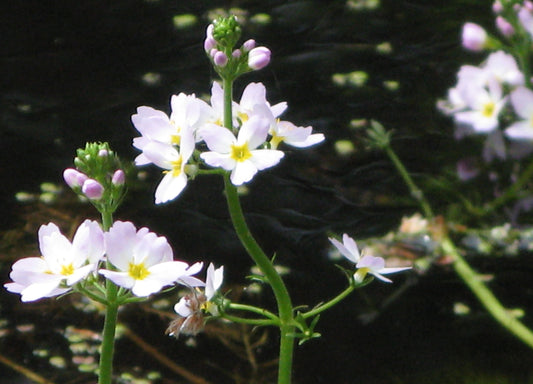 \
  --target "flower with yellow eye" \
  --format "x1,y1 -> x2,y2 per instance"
5,220 -> 104,302
200,116 -> 284,185
141,124 -> 196,204
99,221 -> 203,297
